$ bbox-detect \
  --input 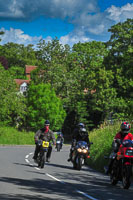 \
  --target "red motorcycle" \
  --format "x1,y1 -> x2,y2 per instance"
110,139 -> 133,189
